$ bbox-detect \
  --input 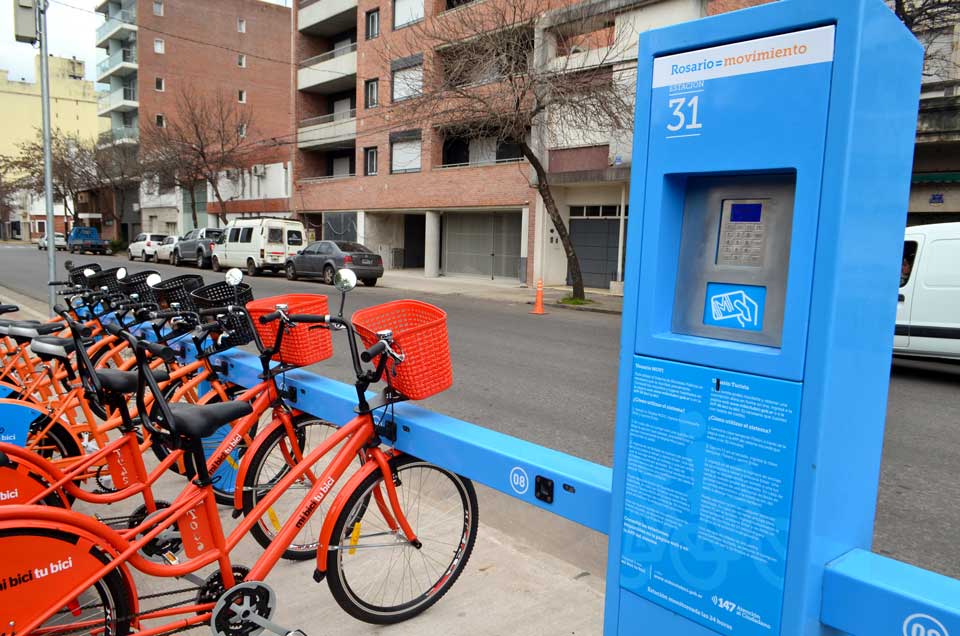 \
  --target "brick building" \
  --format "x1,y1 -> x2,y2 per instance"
291,0 -> 791,286
96,0 -> 292,239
